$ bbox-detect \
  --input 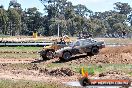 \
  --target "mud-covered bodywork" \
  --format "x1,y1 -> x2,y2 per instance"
55,38 -> 105,60
39,41 -> 67,59
39,36 -> 71,60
